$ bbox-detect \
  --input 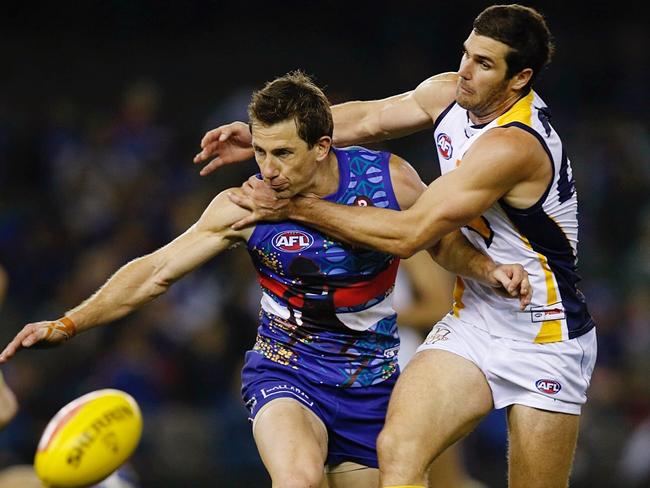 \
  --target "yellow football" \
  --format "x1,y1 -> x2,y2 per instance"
34,389 -> 142,488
